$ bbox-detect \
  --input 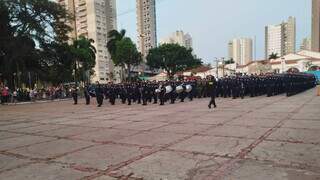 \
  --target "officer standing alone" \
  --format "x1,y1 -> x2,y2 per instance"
208,76 -> 217,109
